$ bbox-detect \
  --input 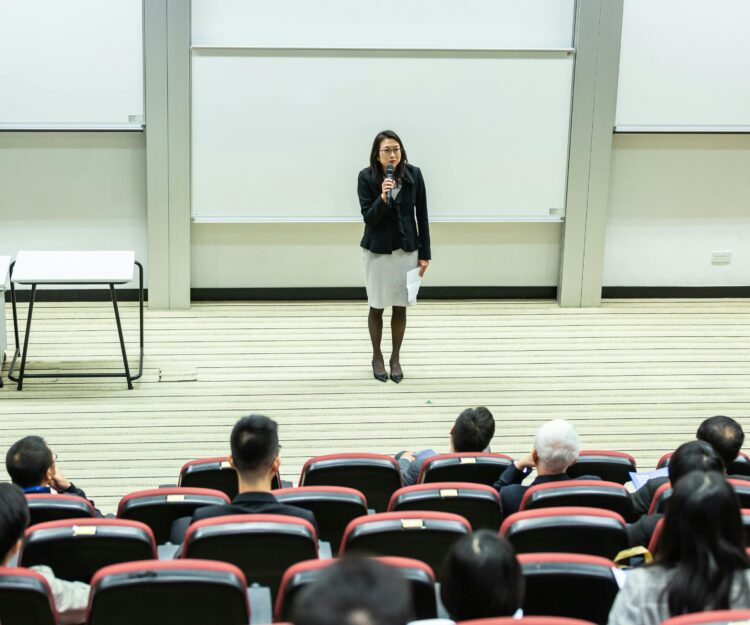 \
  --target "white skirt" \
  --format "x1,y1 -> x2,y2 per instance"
363,249 -> 418,309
